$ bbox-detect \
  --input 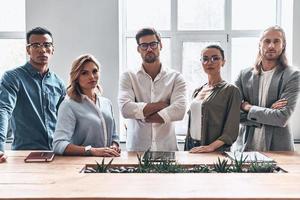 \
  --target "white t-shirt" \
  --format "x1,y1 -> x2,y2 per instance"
250,67 -> 276,151
190,85 -> 213,140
